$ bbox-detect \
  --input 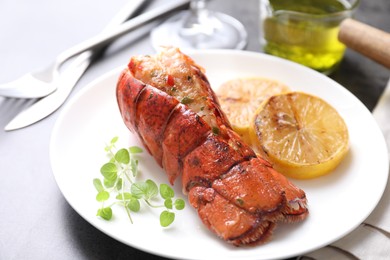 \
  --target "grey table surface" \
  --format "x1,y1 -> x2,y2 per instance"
0,0 -> 389,259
